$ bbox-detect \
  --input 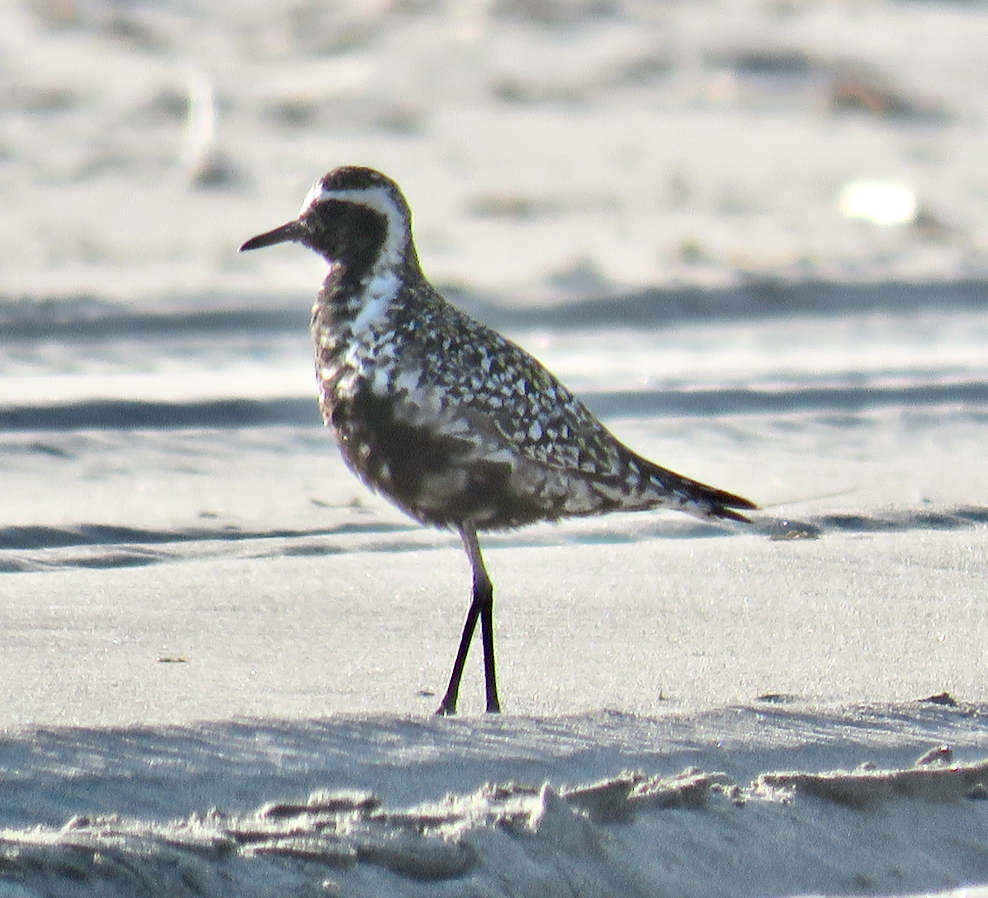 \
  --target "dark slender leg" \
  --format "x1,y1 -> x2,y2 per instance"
435,596 -> 480,716
435,527 -> 500,715
479,584 -> 500,713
